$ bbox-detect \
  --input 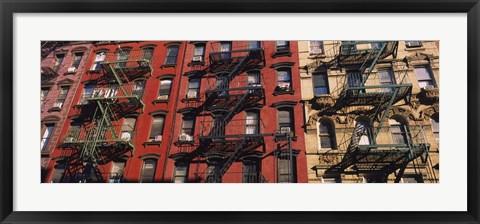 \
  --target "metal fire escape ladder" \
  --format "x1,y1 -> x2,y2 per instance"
206,138 -> 249,182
